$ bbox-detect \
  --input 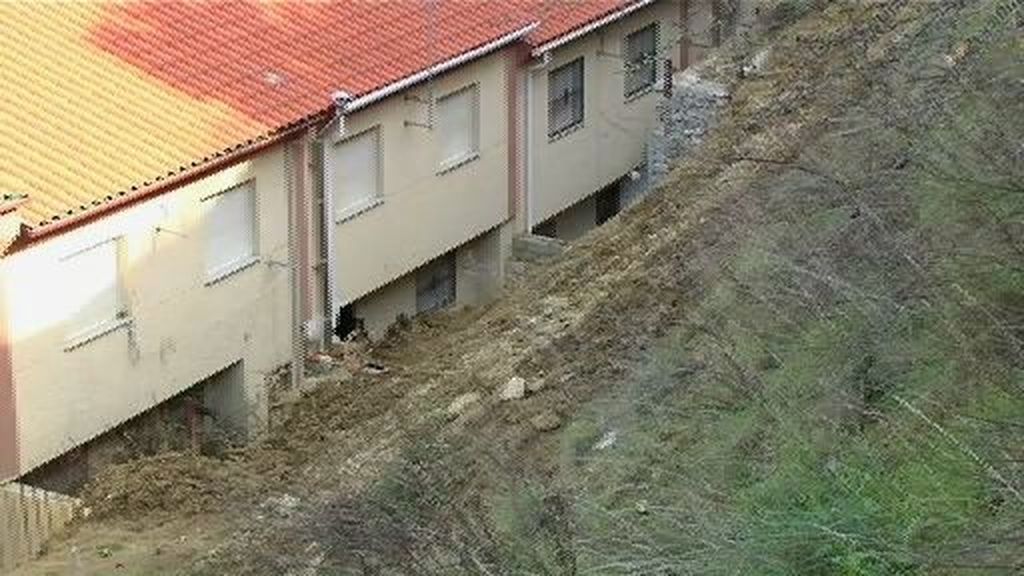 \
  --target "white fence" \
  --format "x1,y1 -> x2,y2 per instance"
1,482 -> 80,572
